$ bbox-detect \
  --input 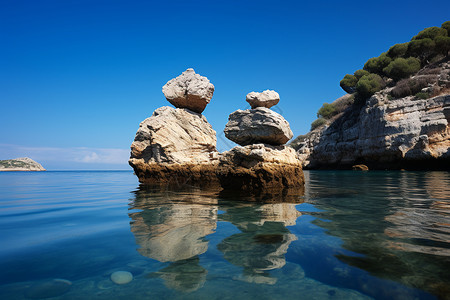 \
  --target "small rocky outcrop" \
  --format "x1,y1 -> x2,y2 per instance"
352,164 -> 369,171
162,68 -> 215,113
246,90 -> 280,109
0,157 -> 45,171
217,144 -> 303,191
129,71 -> 304,192
224,107 -> 293,146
